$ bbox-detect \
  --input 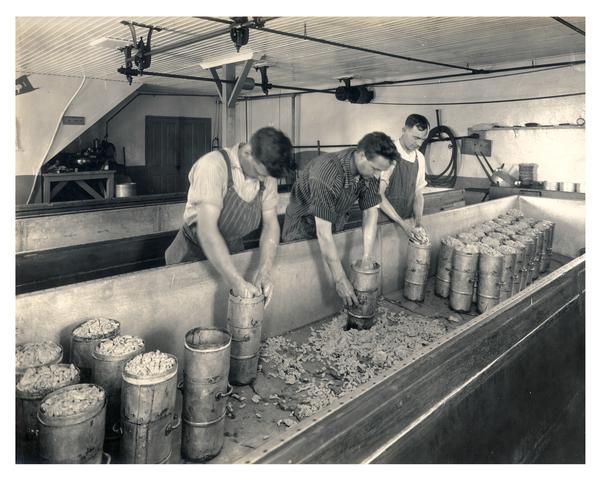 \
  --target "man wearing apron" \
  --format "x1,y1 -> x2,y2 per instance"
282,132 -> 399,308
165,127 -> 292,305
379,114 -> 430,238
